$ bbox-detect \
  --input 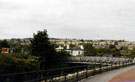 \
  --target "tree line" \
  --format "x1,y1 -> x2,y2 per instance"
0,30 -> 70,74
0,29 -> 135,74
